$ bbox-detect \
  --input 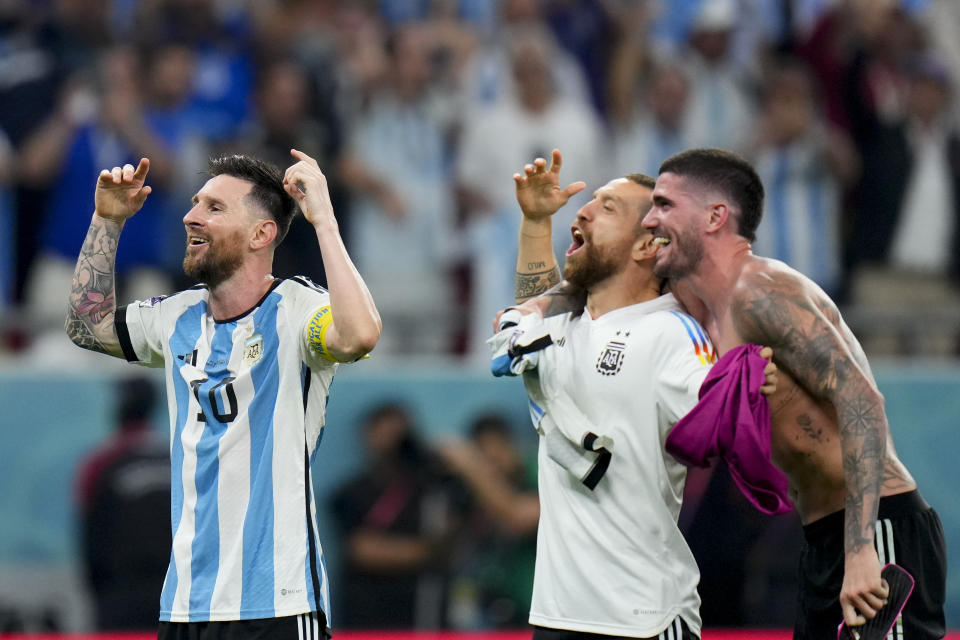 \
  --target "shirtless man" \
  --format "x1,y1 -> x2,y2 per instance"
641,148 -> 945,639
